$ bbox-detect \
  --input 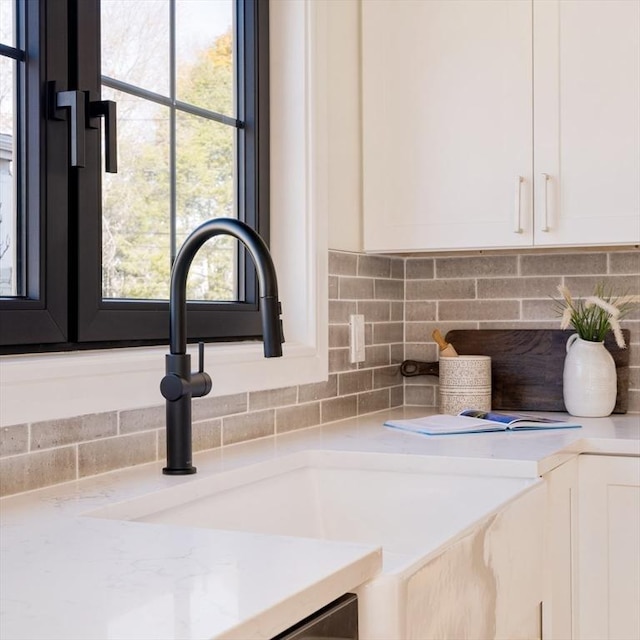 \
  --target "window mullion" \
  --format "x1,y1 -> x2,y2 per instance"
169,0 -> 177,263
